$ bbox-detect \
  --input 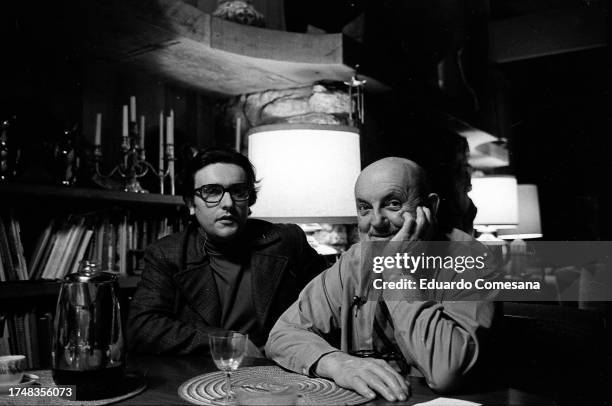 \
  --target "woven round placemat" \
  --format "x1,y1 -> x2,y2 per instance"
178,365 -> 368,405
0,370 -> 146,406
